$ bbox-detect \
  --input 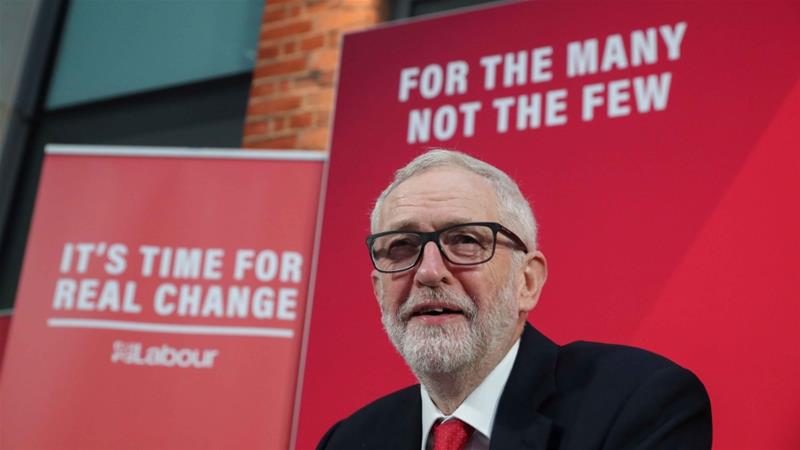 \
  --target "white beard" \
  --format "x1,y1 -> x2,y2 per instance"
380,280 -> 518,376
